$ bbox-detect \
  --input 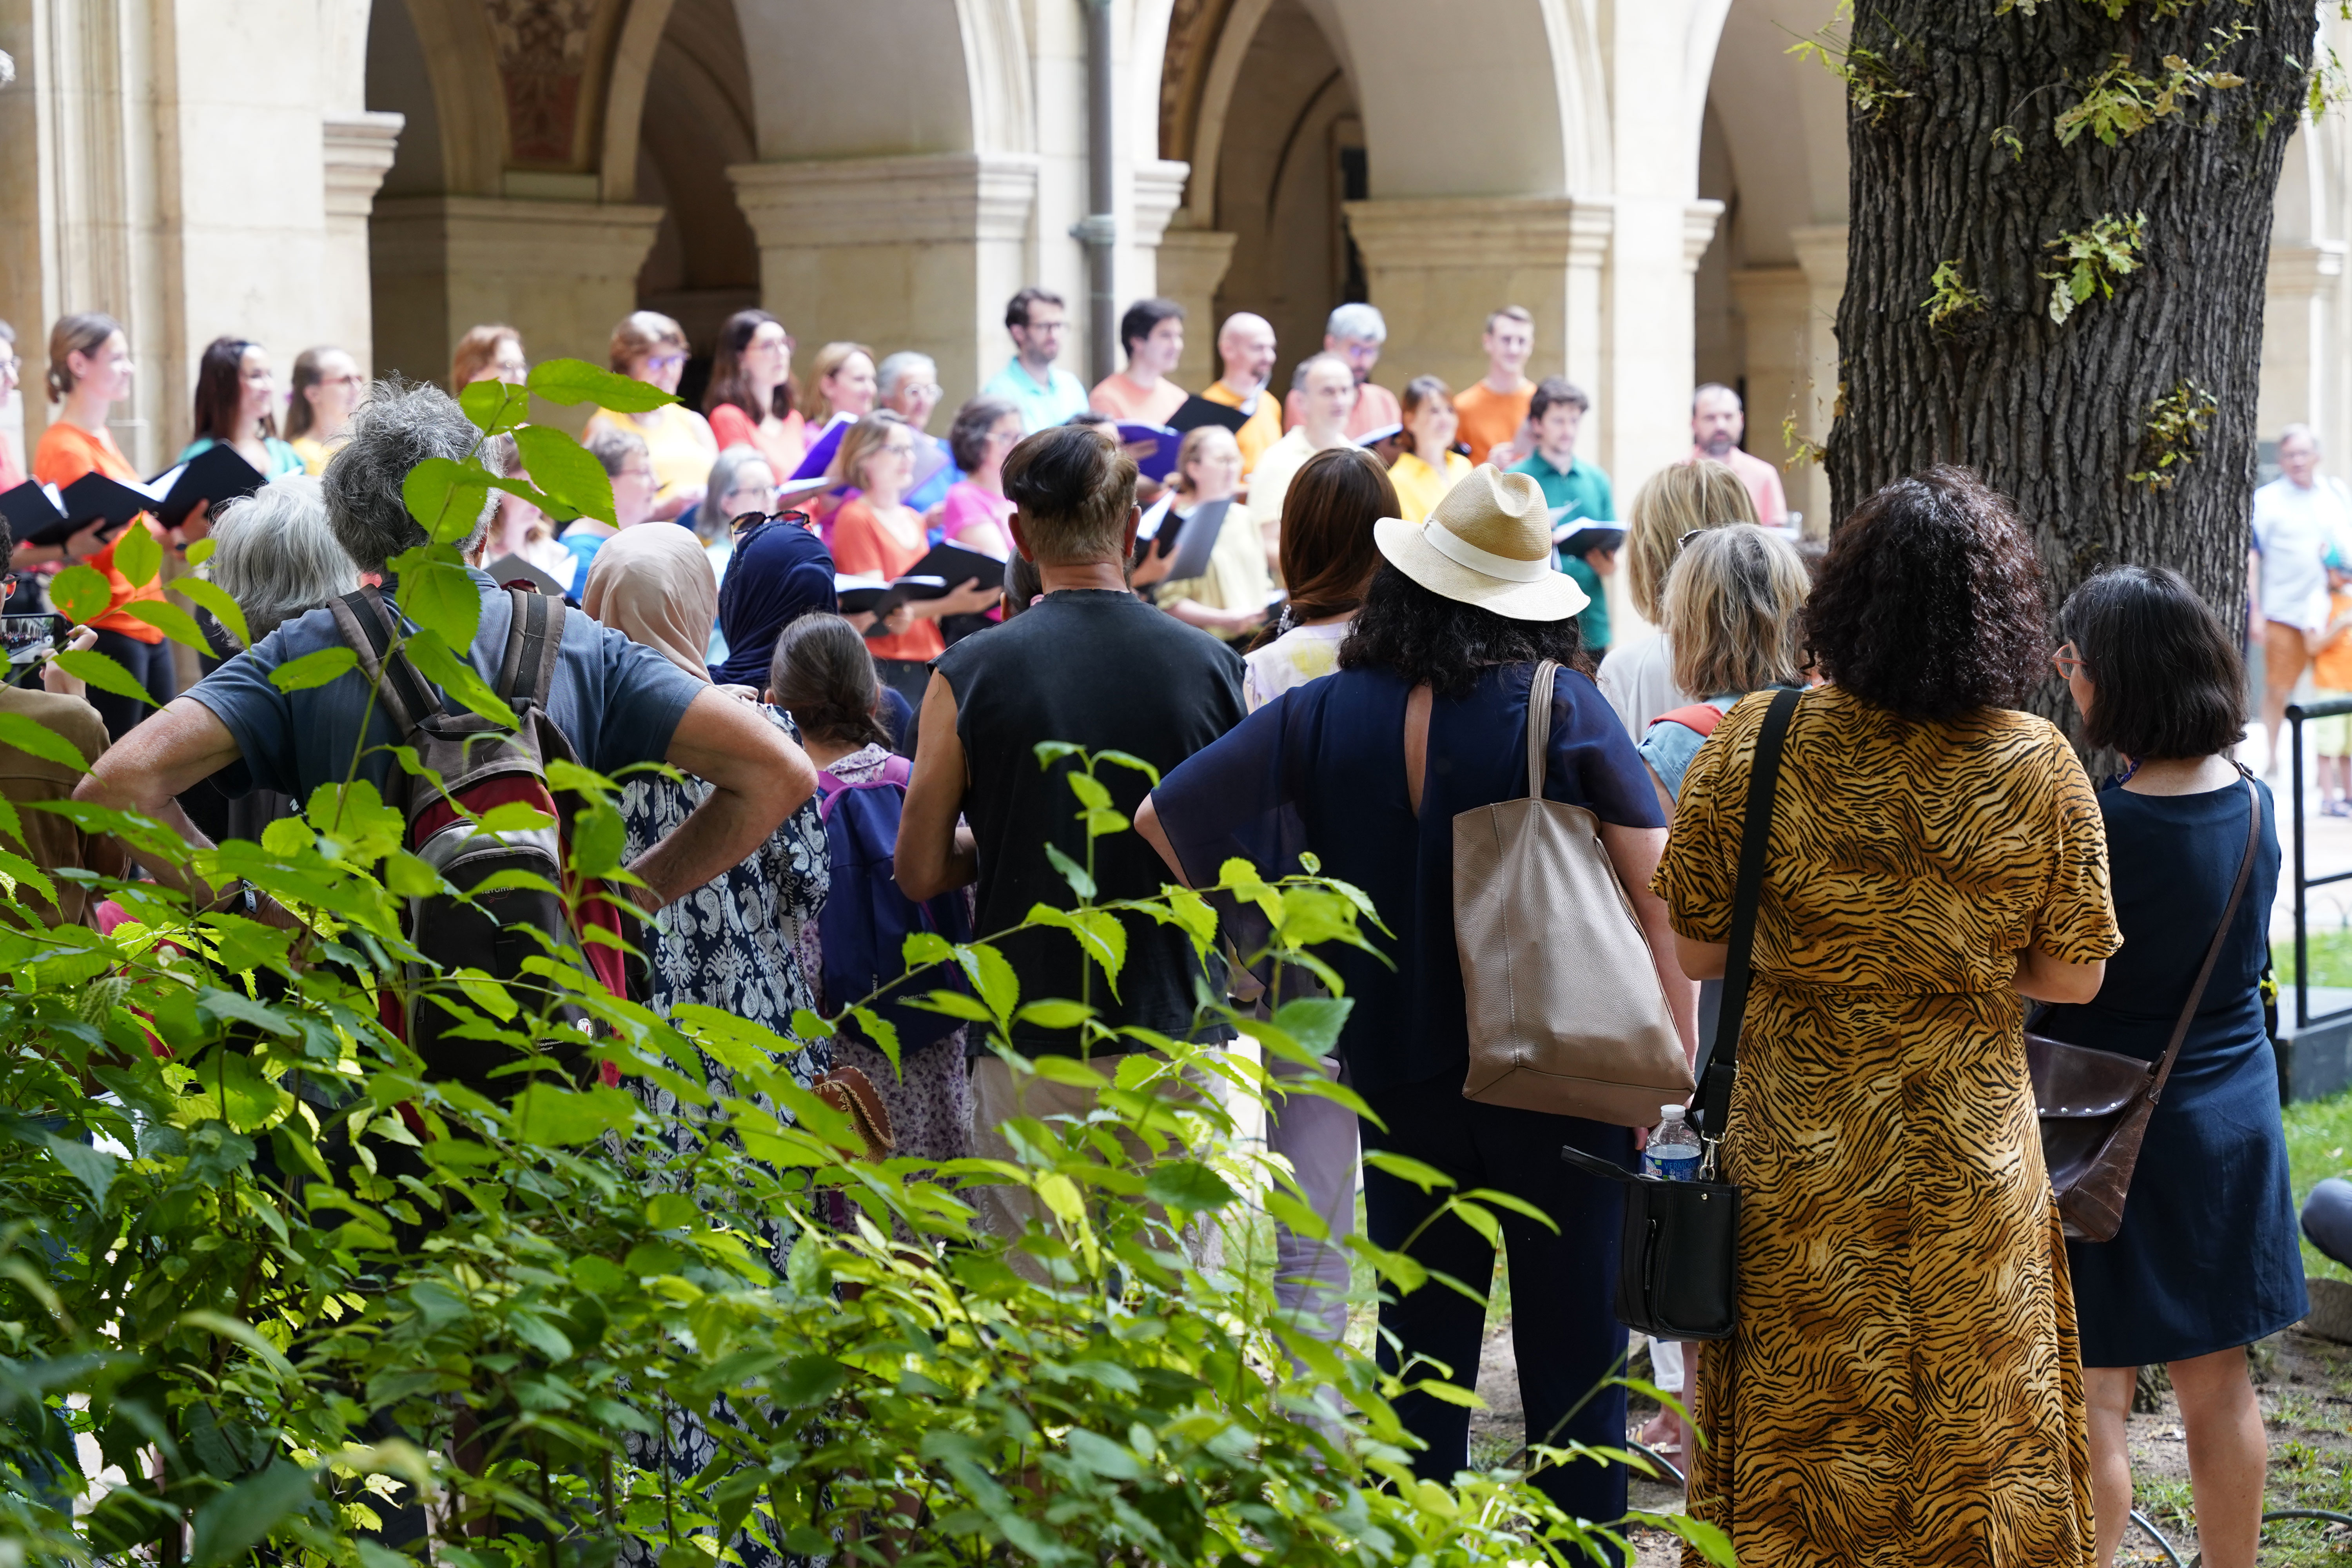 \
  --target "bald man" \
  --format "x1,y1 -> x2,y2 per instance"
1200,312 -> 1281,474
